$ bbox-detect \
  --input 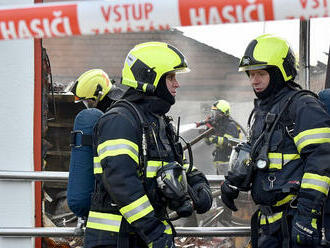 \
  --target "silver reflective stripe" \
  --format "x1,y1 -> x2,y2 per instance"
269,157 -> 281,164
302,178 -> 330,190
126,54 -> 137,67
94,161 -> 101,169
122,200 -> 151,220
99,143 -> 138,158
88,217 -> 121,228
295,133 -> 330,147
146,166 -> 159,175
